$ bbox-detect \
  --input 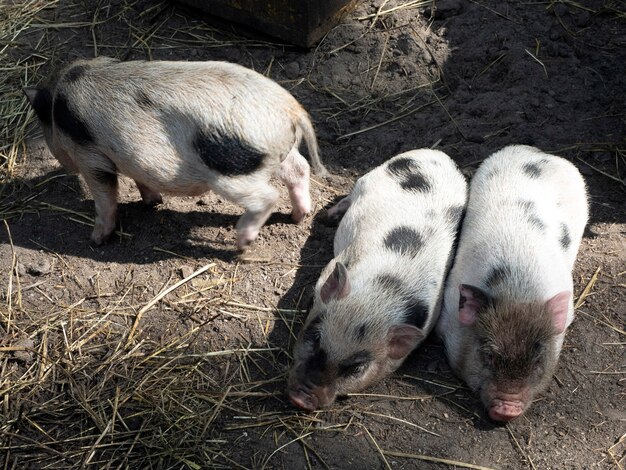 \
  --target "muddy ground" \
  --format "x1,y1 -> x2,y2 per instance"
1,0 -> 625,468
